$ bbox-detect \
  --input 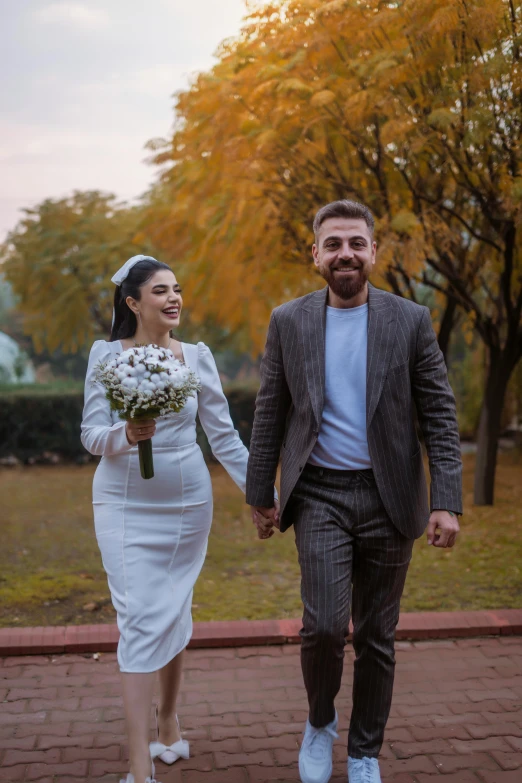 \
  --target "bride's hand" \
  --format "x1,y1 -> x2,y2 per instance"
125,419 -> 156,445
